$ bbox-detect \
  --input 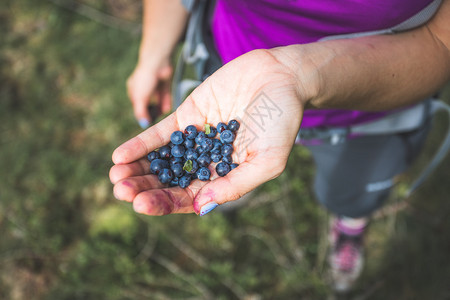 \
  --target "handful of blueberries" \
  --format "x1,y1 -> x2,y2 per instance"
147,120 -> 240,188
